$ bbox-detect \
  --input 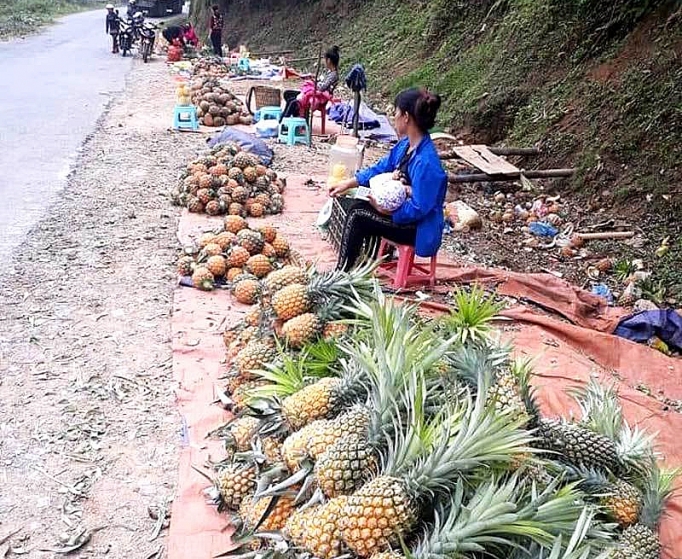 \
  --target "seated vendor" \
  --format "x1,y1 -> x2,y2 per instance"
283,46 -> 340,118
329,88 -> 447,272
